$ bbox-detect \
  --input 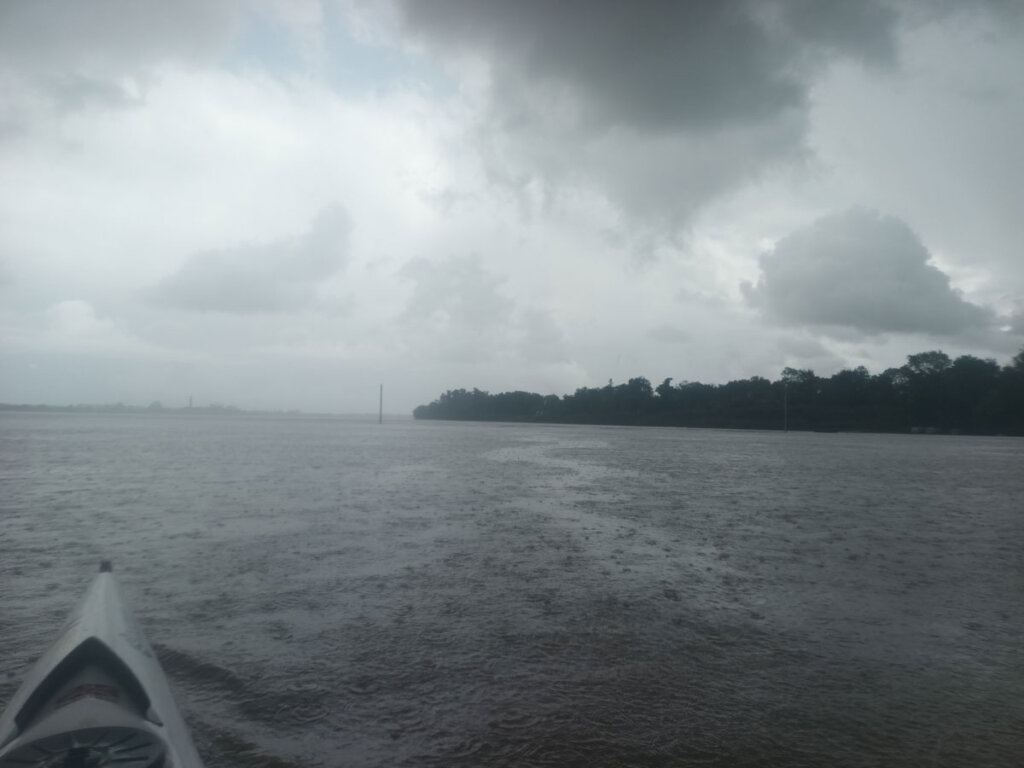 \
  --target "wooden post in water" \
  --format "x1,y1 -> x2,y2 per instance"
379,384 -> 383,424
